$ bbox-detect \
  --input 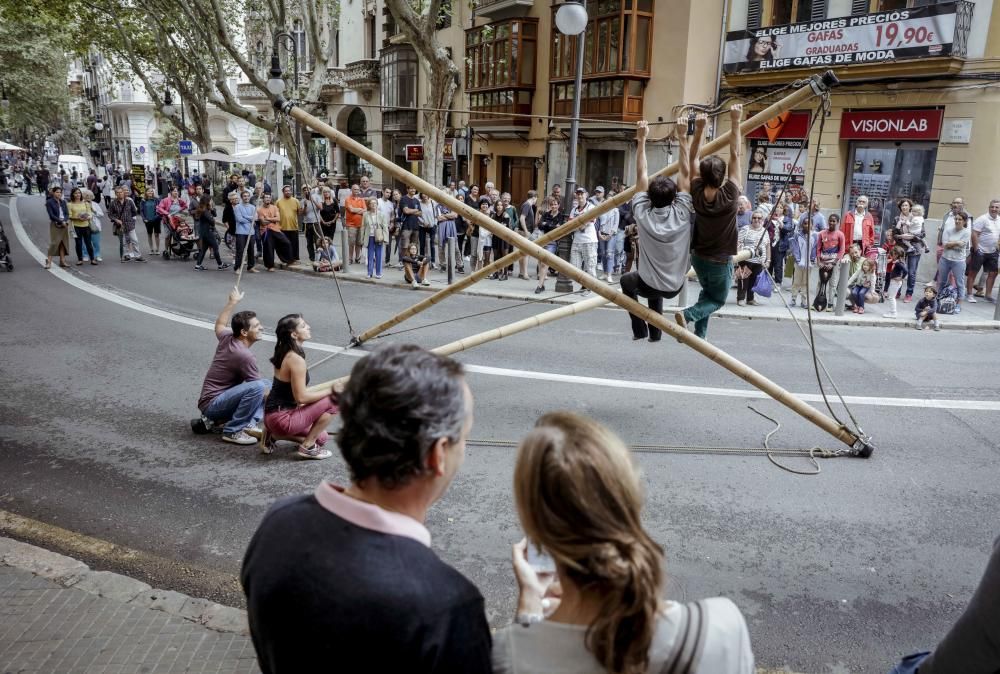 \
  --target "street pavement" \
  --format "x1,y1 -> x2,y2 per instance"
2,193 -> 1000,673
